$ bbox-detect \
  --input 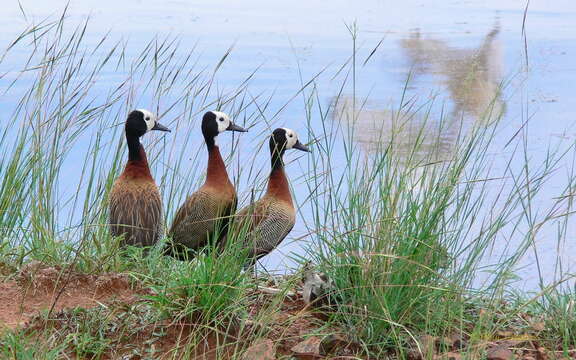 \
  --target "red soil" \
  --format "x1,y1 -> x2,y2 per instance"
0,262 -> 140,330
